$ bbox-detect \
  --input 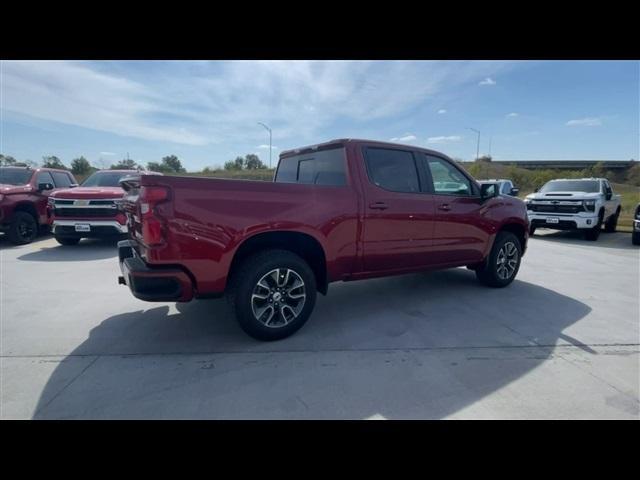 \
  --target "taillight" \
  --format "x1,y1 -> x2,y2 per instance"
139,186 -> 169,246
